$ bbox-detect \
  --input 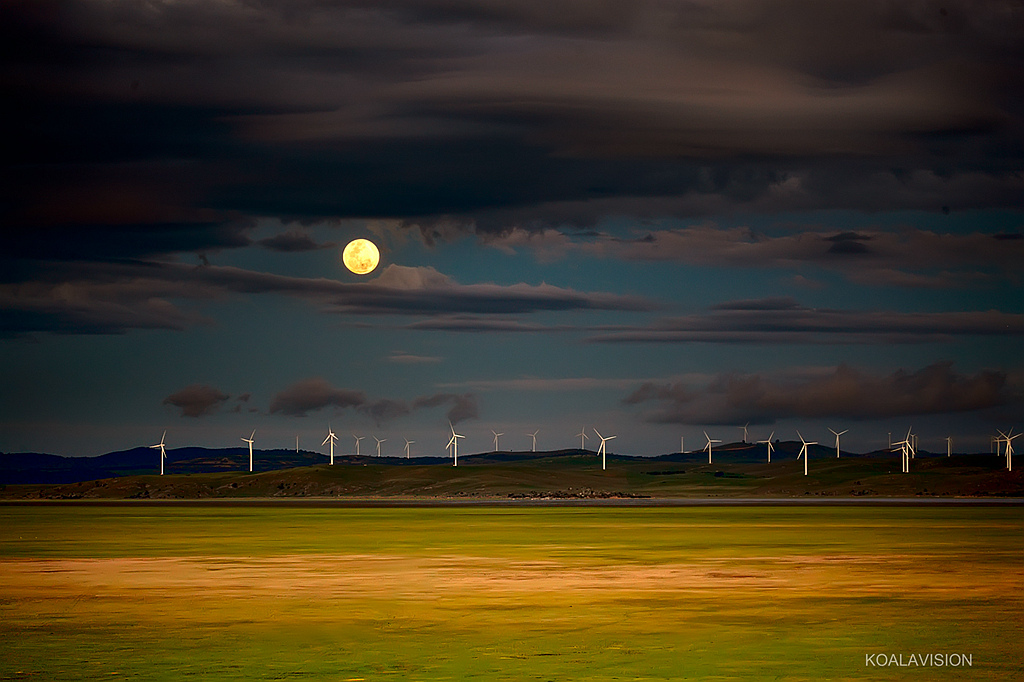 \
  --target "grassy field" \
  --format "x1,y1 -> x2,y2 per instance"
1,504 -> 1022,680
